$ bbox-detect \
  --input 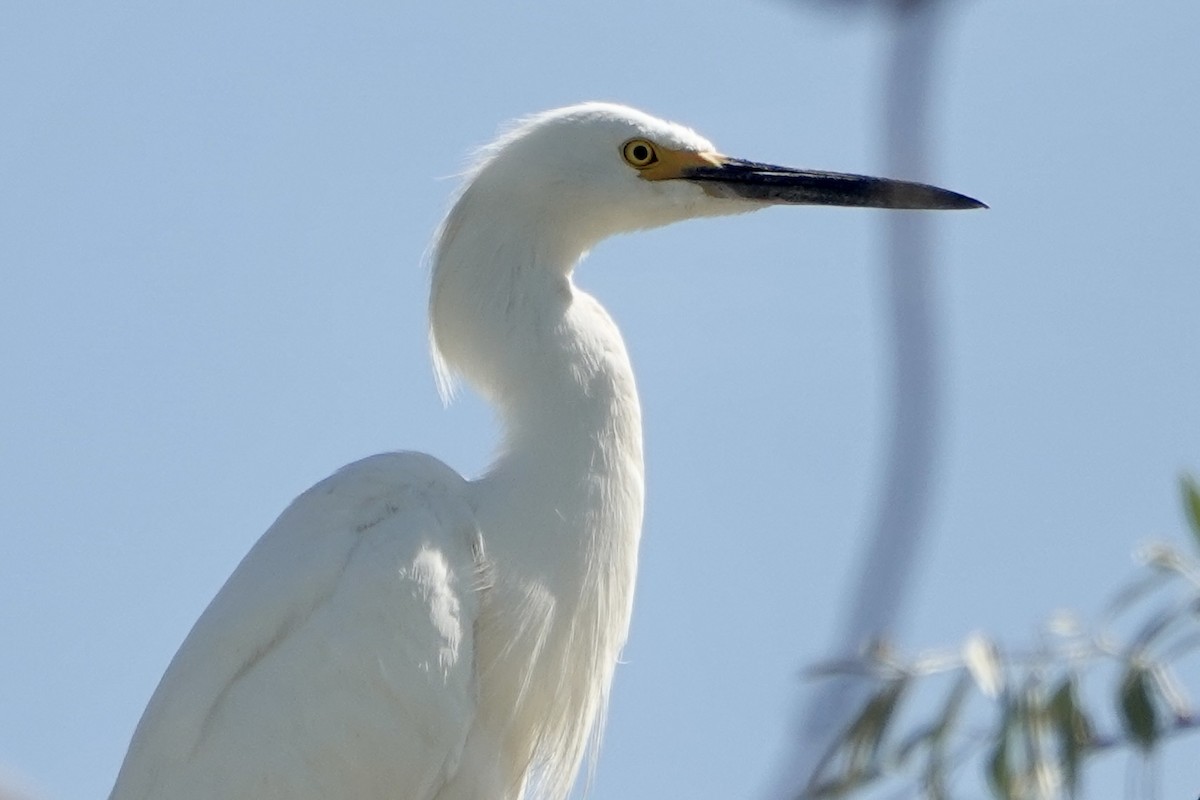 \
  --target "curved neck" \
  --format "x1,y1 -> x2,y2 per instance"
429,199 -> 645,525
428,193 -> 646,800
490,289 -> 643,488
